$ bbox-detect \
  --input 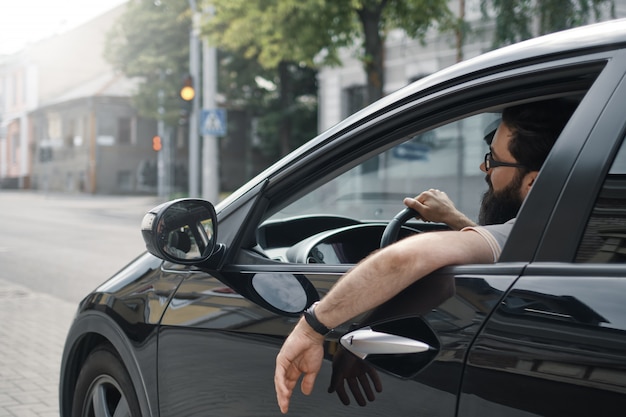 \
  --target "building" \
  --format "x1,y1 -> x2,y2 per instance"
0,2 -> 163,194
29,72 -> 159,194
